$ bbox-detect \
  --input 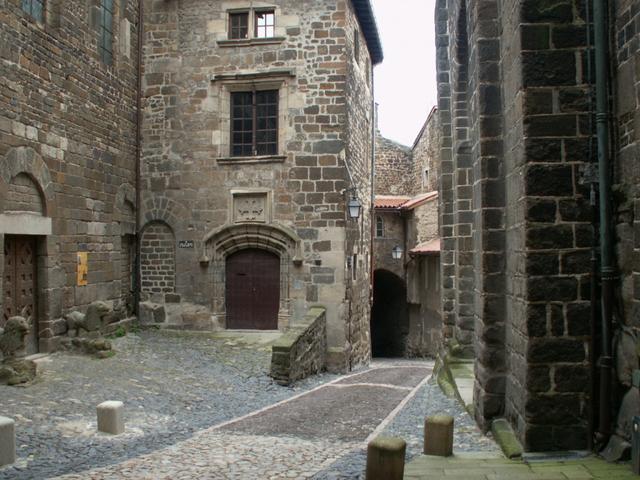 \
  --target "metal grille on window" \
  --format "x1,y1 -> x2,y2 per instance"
231,90 -> 278,157
22,0 -> 45,23
229,12 -> 248,39
255,11 -> 275,38
99,0 -> 114,65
